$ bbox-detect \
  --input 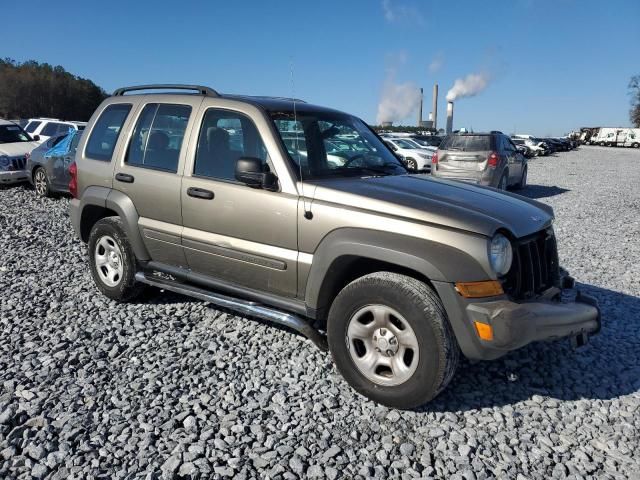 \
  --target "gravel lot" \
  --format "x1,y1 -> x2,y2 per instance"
1,146 -> 639,479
